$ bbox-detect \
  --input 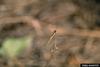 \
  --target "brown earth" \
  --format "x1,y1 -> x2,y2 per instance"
0,0 -> 100,67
